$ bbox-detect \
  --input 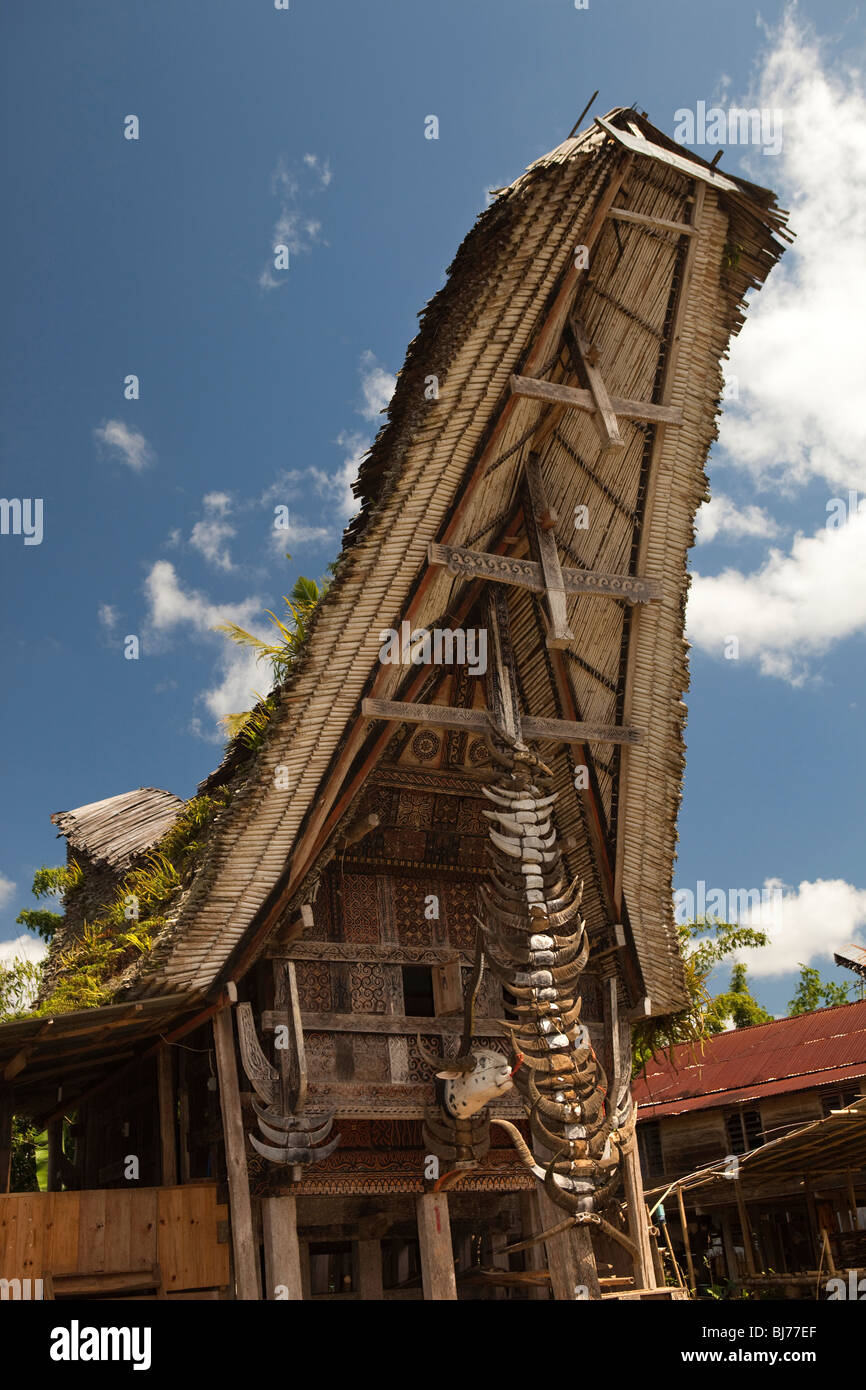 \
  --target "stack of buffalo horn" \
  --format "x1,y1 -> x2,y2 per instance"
479,777 -> 629,1214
